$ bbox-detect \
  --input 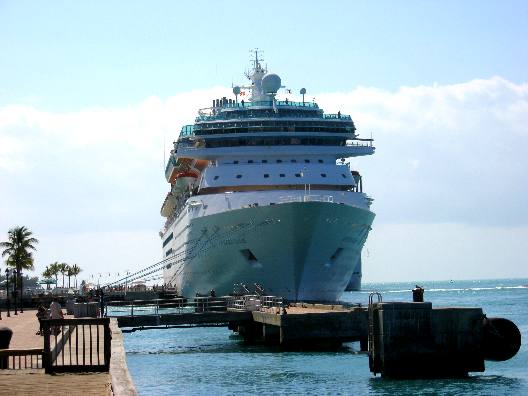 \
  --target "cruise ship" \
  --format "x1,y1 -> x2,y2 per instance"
160,52 -> 375,301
